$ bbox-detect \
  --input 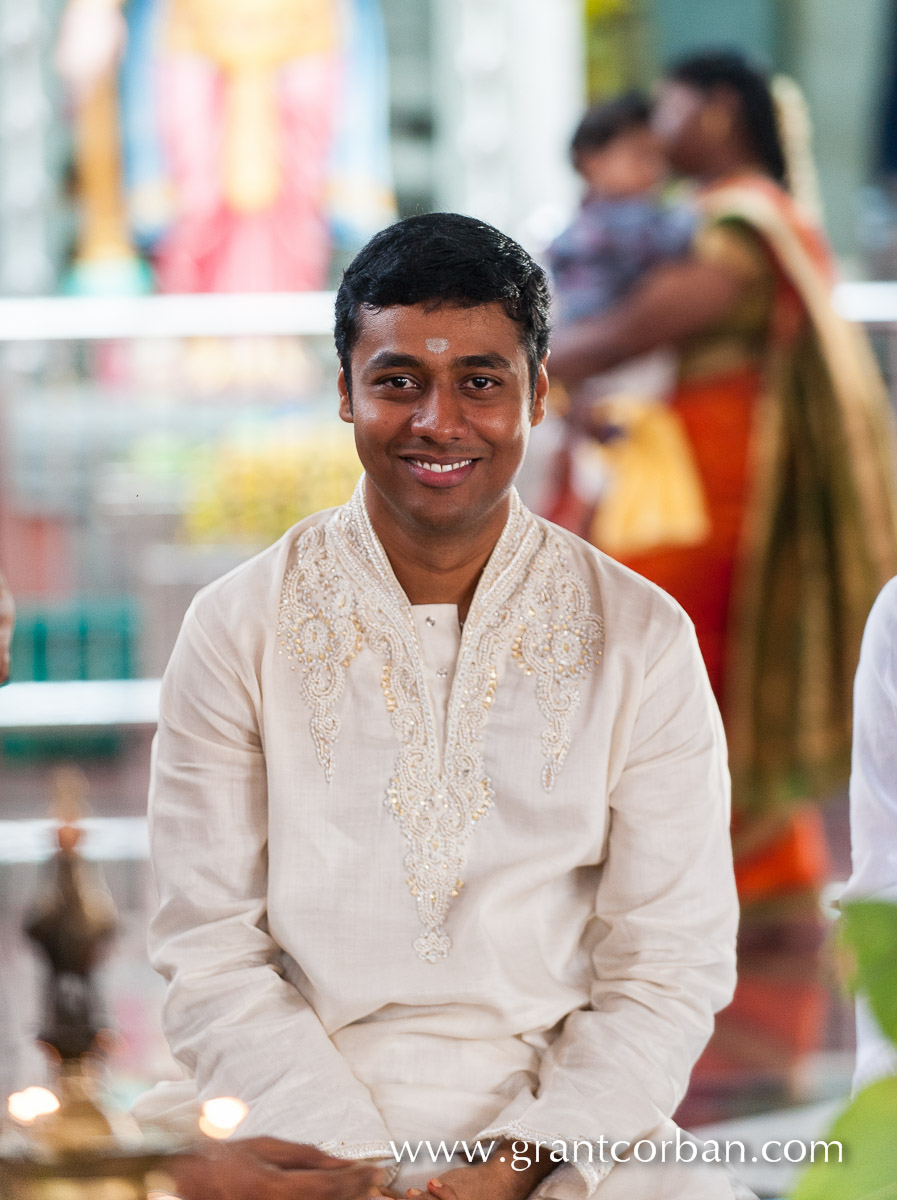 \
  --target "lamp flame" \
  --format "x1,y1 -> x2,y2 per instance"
8,1087 -> 61,1122
199,1097 -> 248,1140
